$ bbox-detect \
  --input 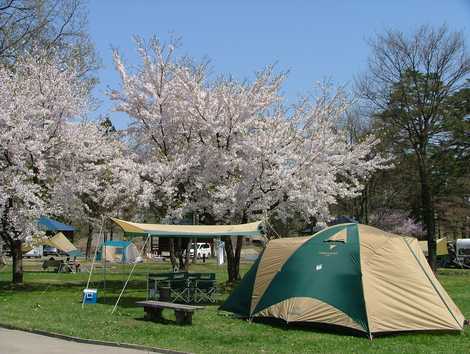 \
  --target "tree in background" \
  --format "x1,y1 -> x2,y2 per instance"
432,86 -> 470,239
0,52 -> 88,283
369,209 -> 424,237
357,25 -> 470,271
0,0 -> 98,86
111,37 -> 388,282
